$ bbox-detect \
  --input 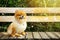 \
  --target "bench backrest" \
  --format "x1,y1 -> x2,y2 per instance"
0,7 -> 60,22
